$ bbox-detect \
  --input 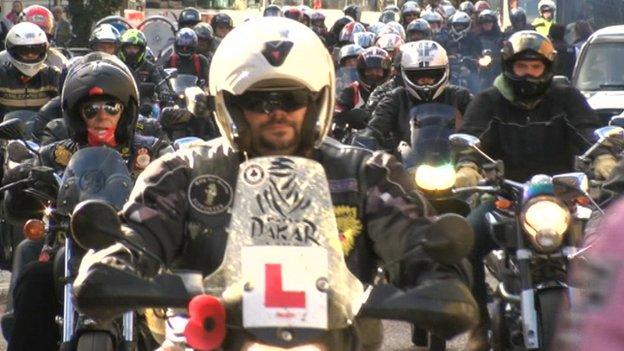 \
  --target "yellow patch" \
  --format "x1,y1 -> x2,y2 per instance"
54,145 -> 72,166
334,205 -> 363,256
